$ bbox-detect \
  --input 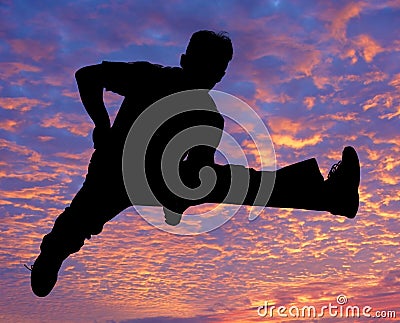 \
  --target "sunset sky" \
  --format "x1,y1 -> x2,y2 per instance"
1,0 -> 399,322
